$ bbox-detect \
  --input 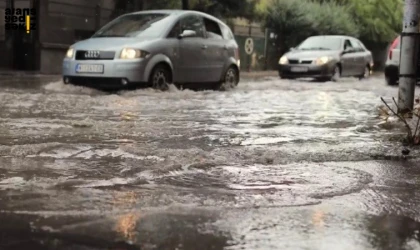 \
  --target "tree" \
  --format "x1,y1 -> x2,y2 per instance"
263,0 -> 358,53
309,0 -> 403,44
347,0 -> 402,44
182,0 -> 189,9
189,0 -> 258,19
